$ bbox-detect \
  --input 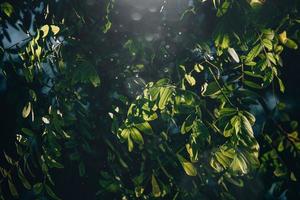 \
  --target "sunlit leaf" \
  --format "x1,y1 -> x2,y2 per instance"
135,122 -> 153,135
151,175 -> 161,197
22,102 -> 31,118
246,44 -> 263,62
158,87 -> 173,110
279,31 -> 287,44
185,74 -> 196,86
285,38 -> 298,50
194,63 -> 204,72
177,154 -> 197,176
50,25 -> 60,35
130,127 -> 144,145
40,25 -> 50,38
228,48 -> 240,63
230,155 -> 248,174
262,39 -> 272,51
